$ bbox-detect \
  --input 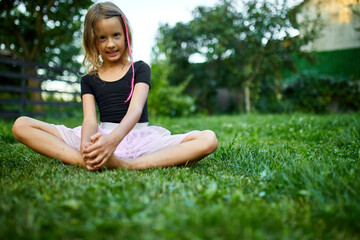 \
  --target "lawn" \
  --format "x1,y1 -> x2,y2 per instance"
0,113 -> 359,239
